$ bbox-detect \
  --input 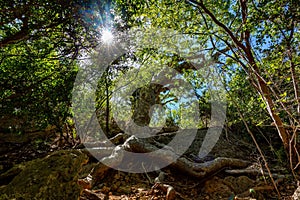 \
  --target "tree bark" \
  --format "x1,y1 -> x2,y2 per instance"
83,135 -> 250,187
